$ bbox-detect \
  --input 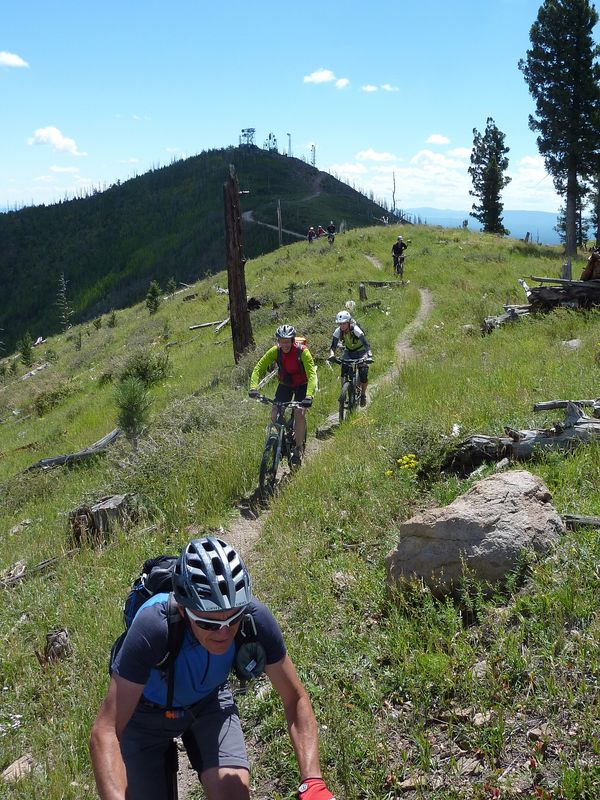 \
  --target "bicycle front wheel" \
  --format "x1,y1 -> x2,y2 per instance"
259,436 -> 279,496
339,382 -> 350,422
